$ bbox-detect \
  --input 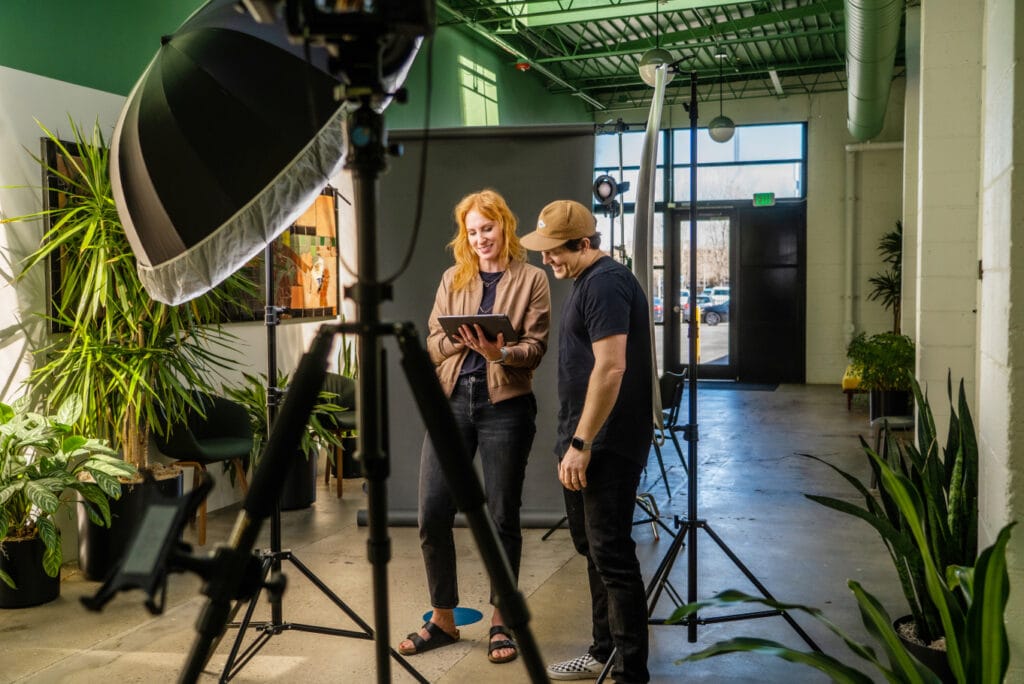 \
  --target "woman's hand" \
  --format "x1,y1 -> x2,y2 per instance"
457,324 -> 505,362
